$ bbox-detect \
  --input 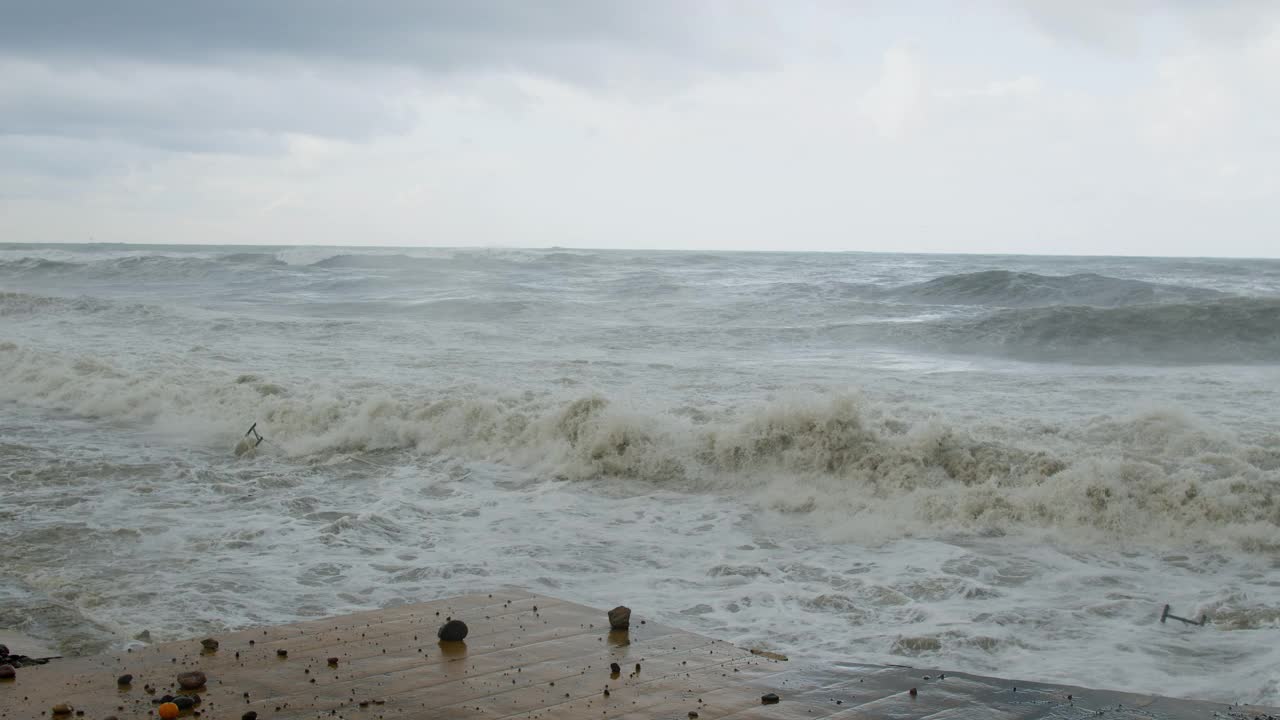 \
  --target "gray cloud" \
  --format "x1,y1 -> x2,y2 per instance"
0,1 -> 769,79
0,57 -> 422,155
0,1 -> 779,157
1015,0 -> 1280,52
